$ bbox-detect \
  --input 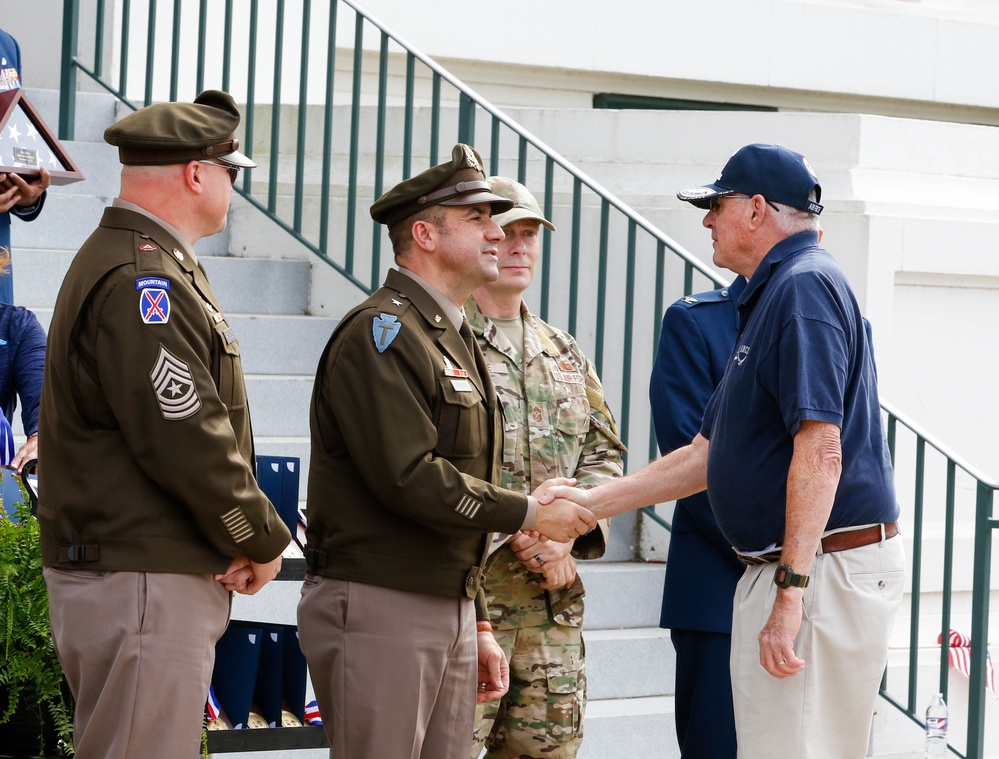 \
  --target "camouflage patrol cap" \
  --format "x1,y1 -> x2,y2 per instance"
104,89 -> 256,169
488,176 -> 556,232
370,144 -> 514,227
